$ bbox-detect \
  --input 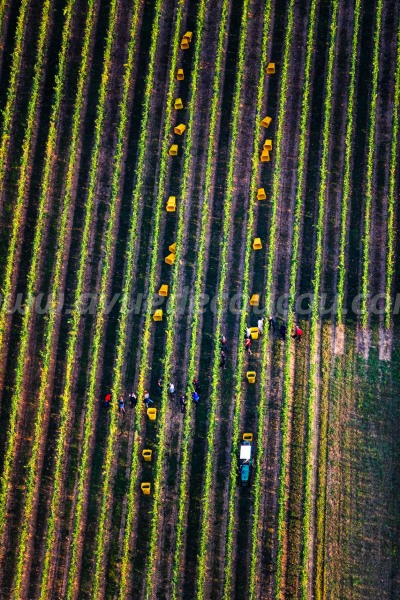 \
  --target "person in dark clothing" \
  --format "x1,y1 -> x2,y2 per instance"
193,377 -> 200,394
179,395 -> 187,413
220,350 -> 227,368
157,378 -> 163,395
220,334 -> 227,348
279,323 -> 287,340
268,315 -> 276,332
128,390 -> 137,408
